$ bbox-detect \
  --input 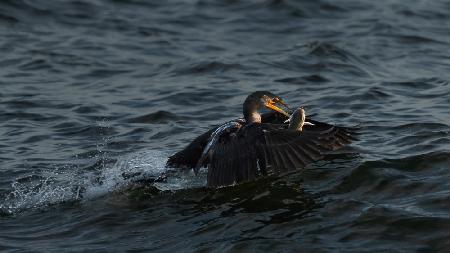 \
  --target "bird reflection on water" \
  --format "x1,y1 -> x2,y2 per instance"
126,172 -> 318,226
